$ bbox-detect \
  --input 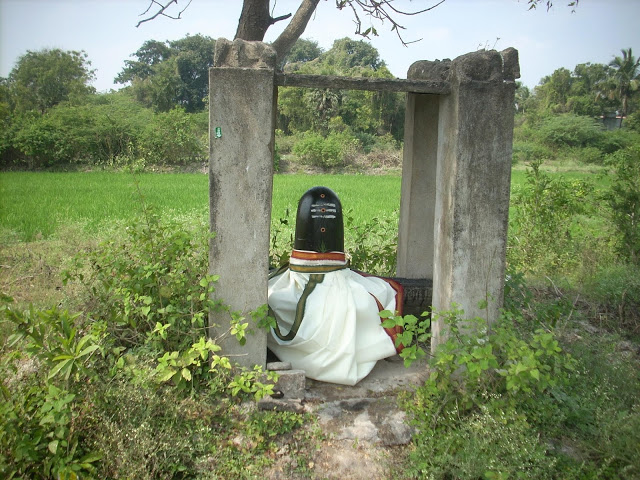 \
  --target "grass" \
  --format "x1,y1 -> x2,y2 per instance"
1,168 -> 612,243
1,165 -> 639,479
0,172 -> 403,242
